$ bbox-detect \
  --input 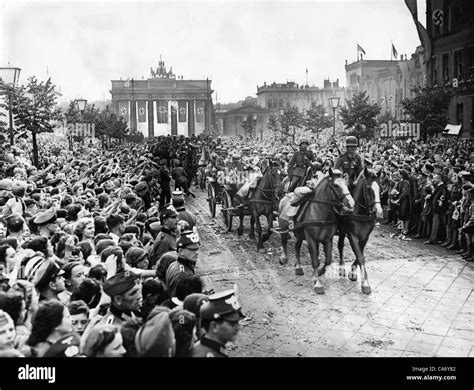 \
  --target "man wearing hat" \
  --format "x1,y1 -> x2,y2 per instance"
158,158 -> 172,207
98,271 -> 142,327
287,138 -> 316,193
172,190 -> 197,230
134,181 -> 153,211
192,289 -> 245,357
165,229 -> 200,297
33,208 -> 59,239
149,203 -> 179,269
335,136 -> 362,189
29,259 -> 66,302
